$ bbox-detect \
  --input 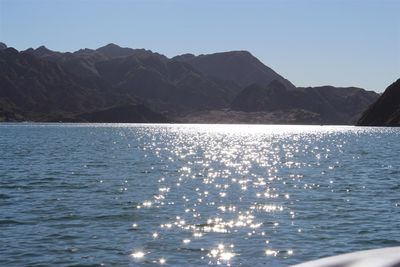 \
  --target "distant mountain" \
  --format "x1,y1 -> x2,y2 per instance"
357,79 -> 400,126
21,43 -> 236,115
0,44 -> 236,122
94,52 -> 233,114
230,81 -> 379,124
0,42 -> 7,50
0,47 -> 127,121
0,42 -> 380,124
0,52 -> 170,122
174,50 -> 296,92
